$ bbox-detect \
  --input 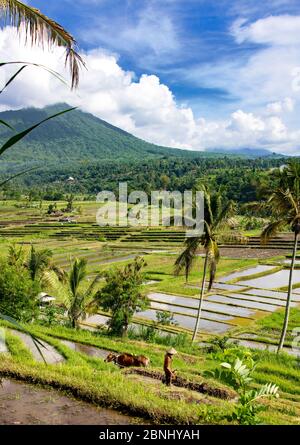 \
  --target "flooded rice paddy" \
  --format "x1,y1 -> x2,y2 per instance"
61,340 -> 109,359
206,295 -> 279,312
85,264 -> 300,335
240,269 -> 300,289
0,379 -> 139,425
243,288 -> 299,300
137,308 -> 232,333
221,265 -> 275,282
231,340 -> 298,357
149,292 -> 254,318
9,330 -> 64,364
